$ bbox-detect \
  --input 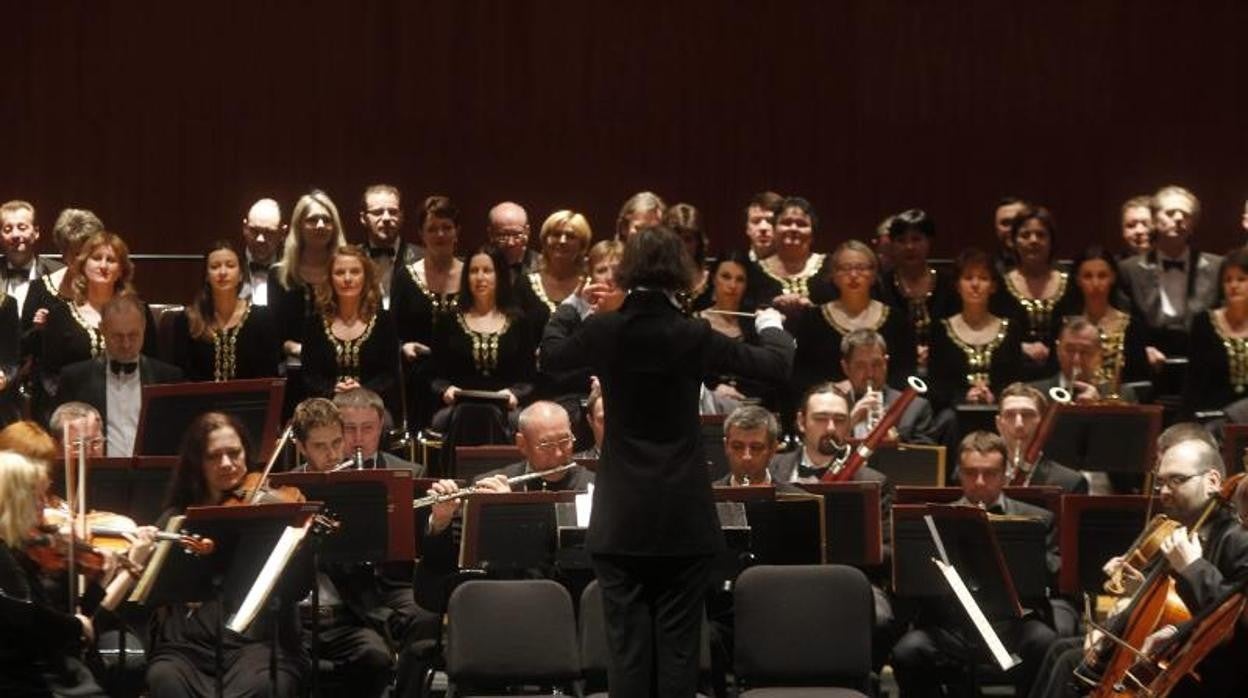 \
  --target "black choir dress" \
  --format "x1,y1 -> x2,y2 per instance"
699,313 -> 781,411
996,269 -> 1076,380
747,253 -> 835,309
300,309 -> 400,417
428,312 -> 536,430
171,303 -> 281,382
266,271 -> 315,349
926,316 -> 1024,409
0,294 -> 21,425
875,268 -> 958,352
791,299 -> 916,393
1183,310 -> 1248,416
391,261 -> 459,430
